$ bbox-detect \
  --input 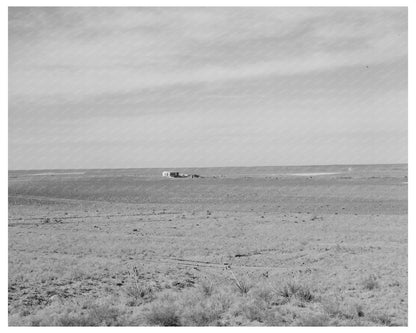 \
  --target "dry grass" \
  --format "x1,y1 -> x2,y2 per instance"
145,301 -> 181,326
199,279 -> 215,297
124,266 -> 154,306
279,282 -> 314,303
362,274 -> 380,290
227,268 -> 253,295
8,275 -> 398,326
57,304 -> 123,326
8,167 -> 408,326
